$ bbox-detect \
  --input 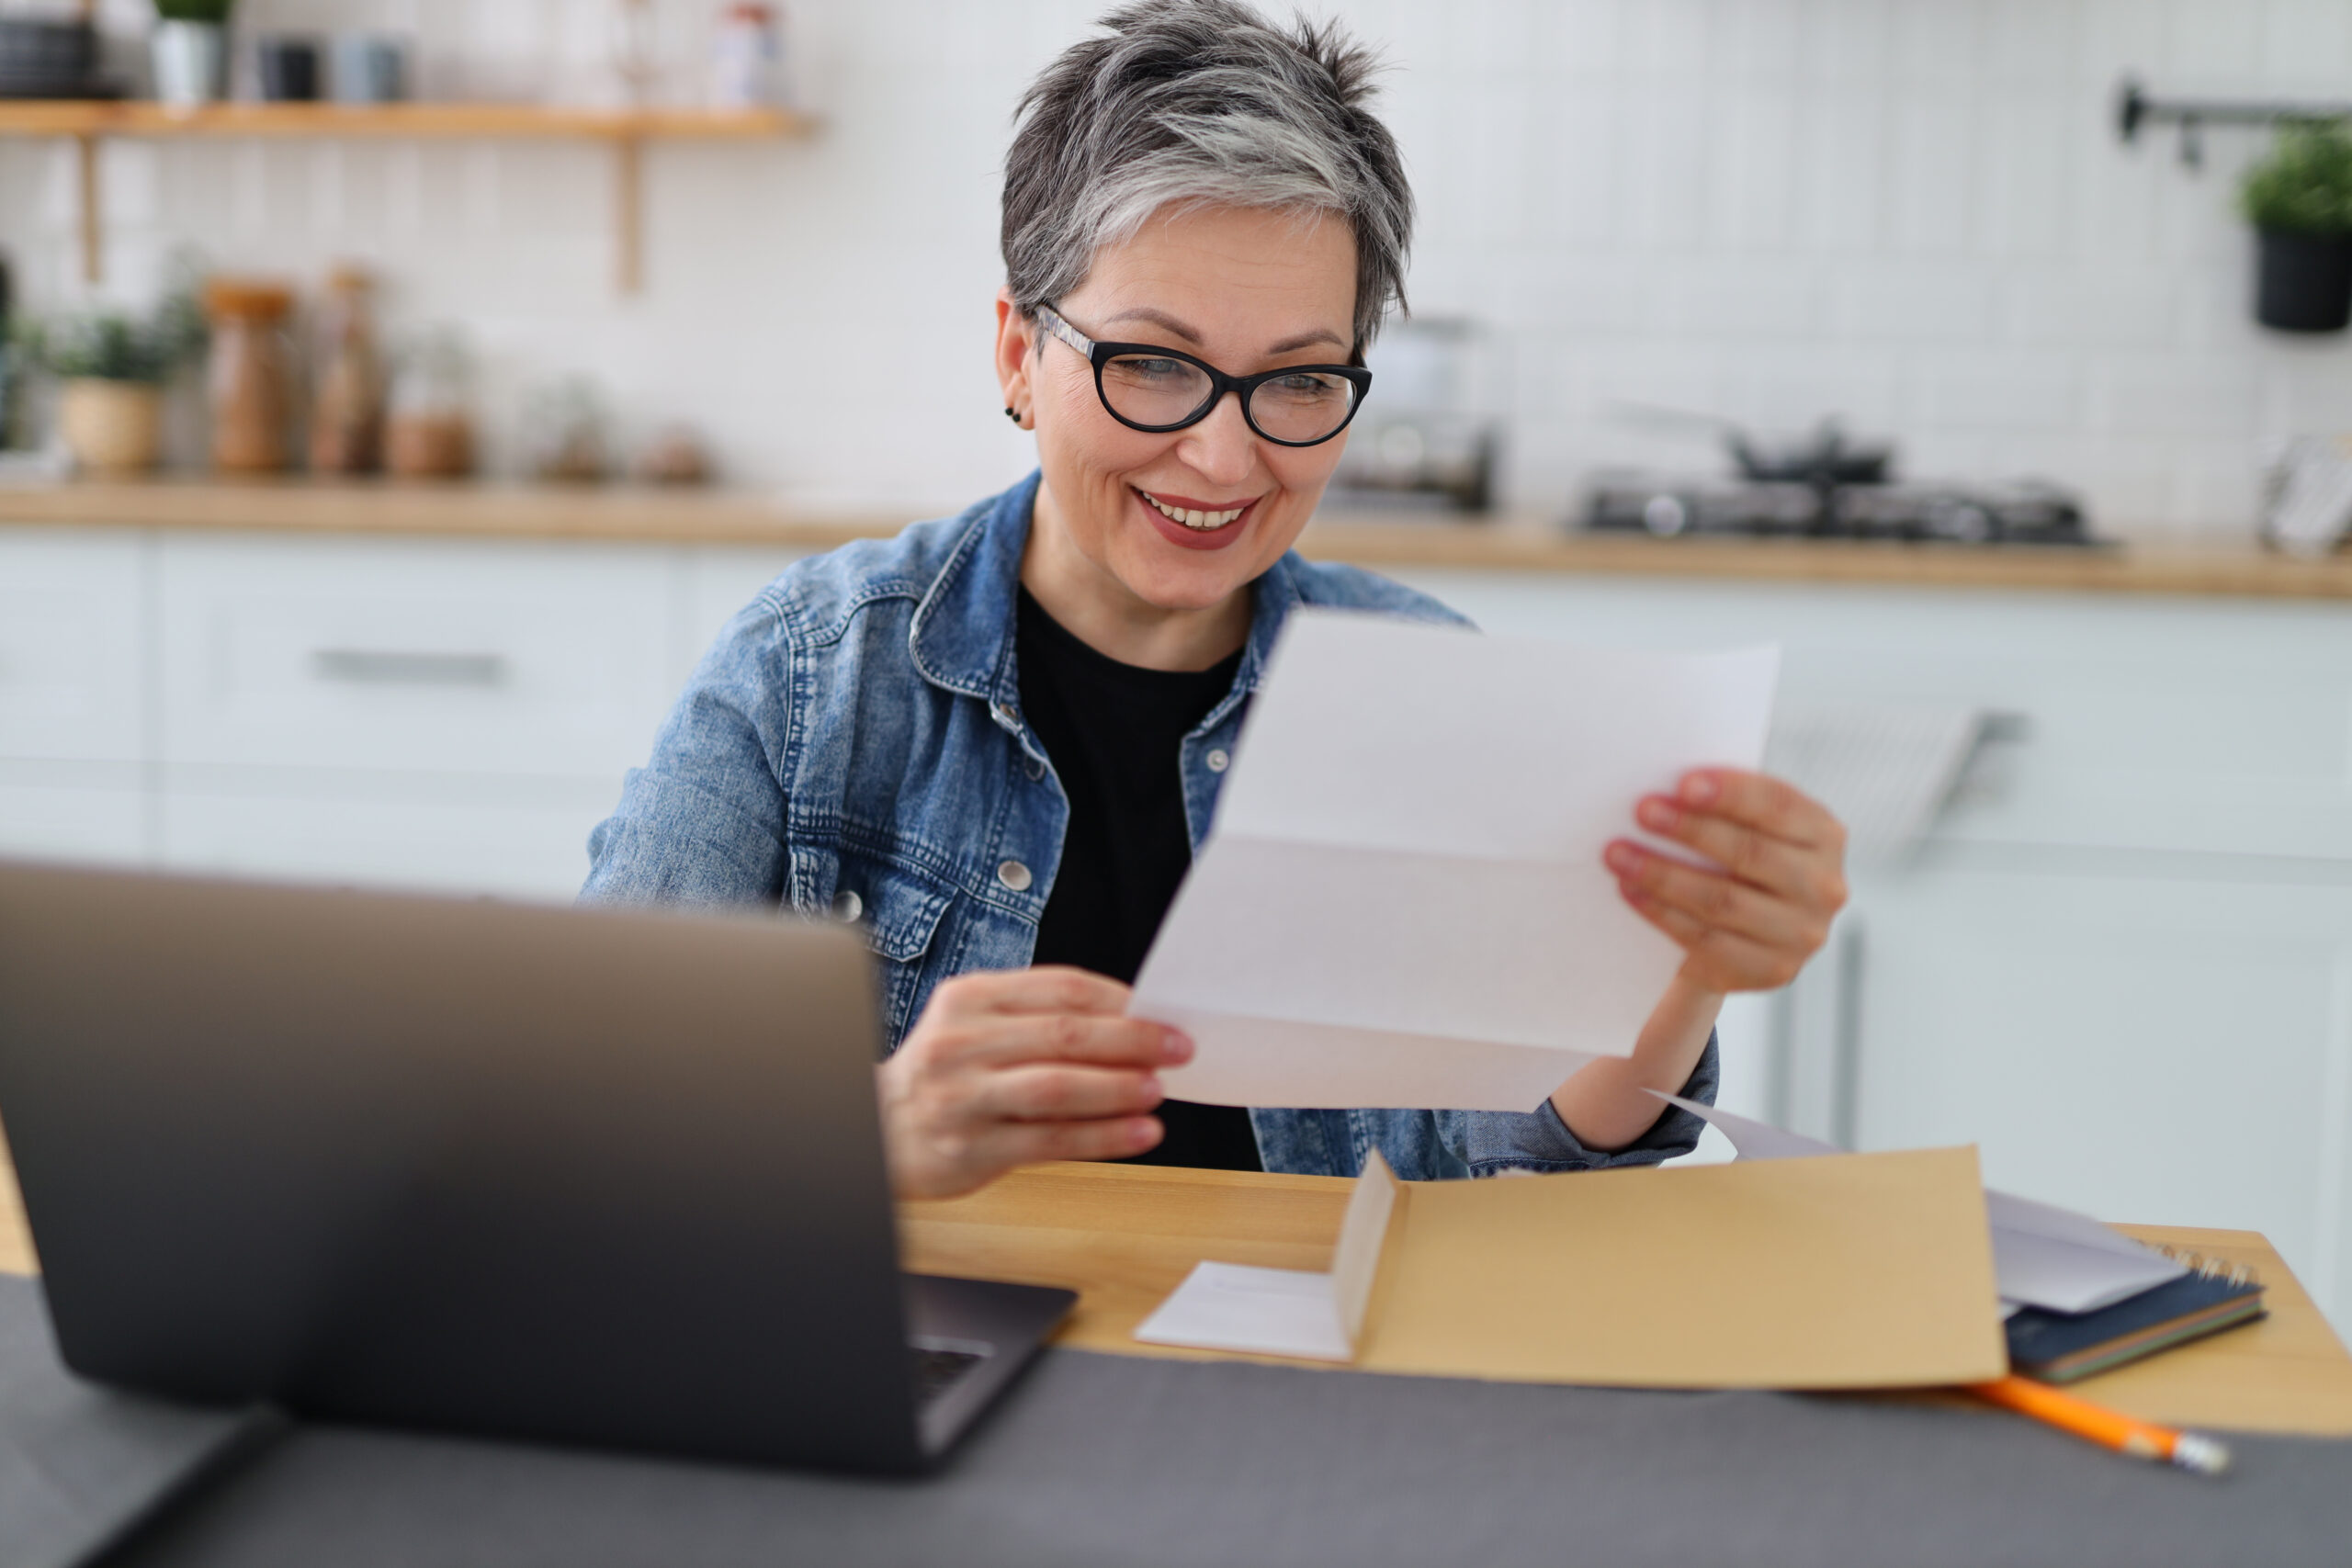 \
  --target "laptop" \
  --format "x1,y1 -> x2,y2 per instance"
0,861 -> 1075,1475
